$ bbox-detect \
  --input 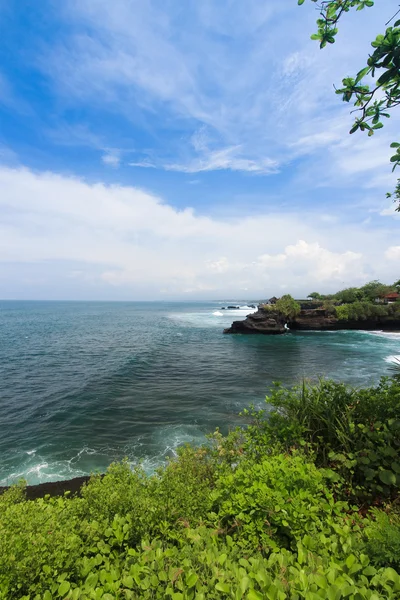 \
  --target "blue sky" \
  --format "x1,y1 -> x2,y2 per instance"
0,0 -> 399,300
